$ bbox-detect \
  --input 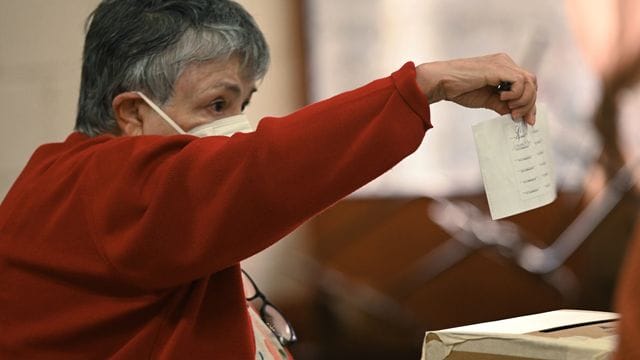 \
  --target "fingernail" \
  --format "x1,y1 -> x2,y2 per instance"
526,115 -> 536,126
